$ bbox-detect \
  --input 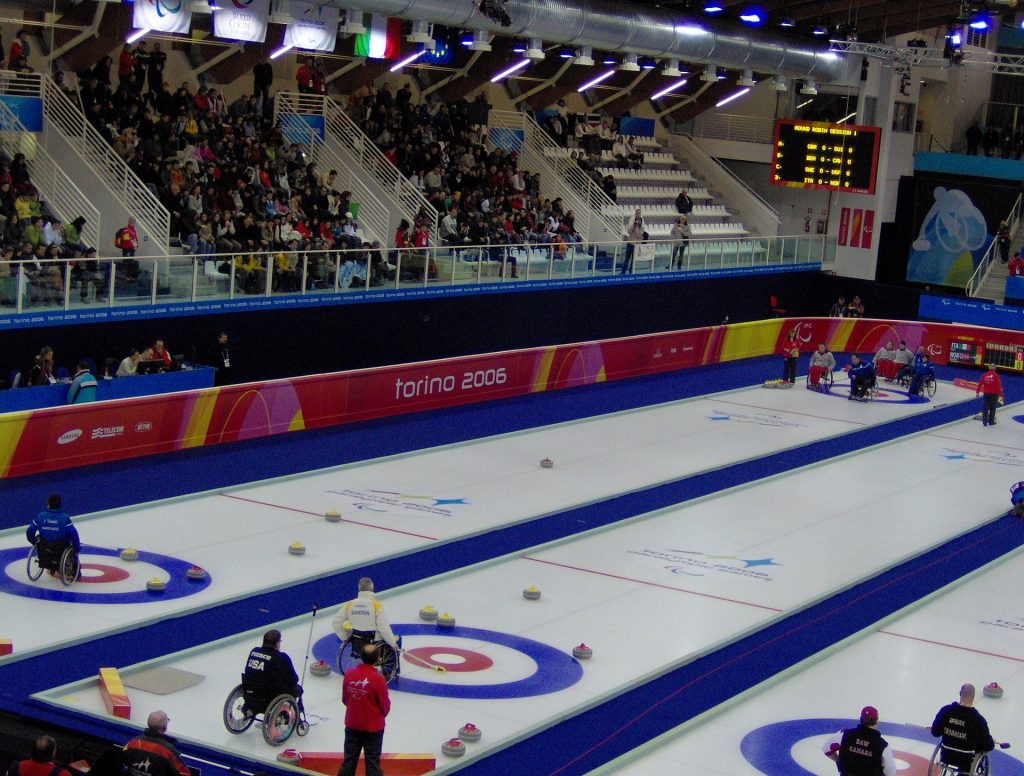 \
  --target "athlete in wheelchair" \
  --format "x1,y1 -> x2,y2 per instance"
846,355 -> 877,401
223,629 -> 309,746
26,495 -> 81,586
929,684 -> 995,775
907,354 -> 937,399
807,343 -> 836,392
332,577 -> 402,684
